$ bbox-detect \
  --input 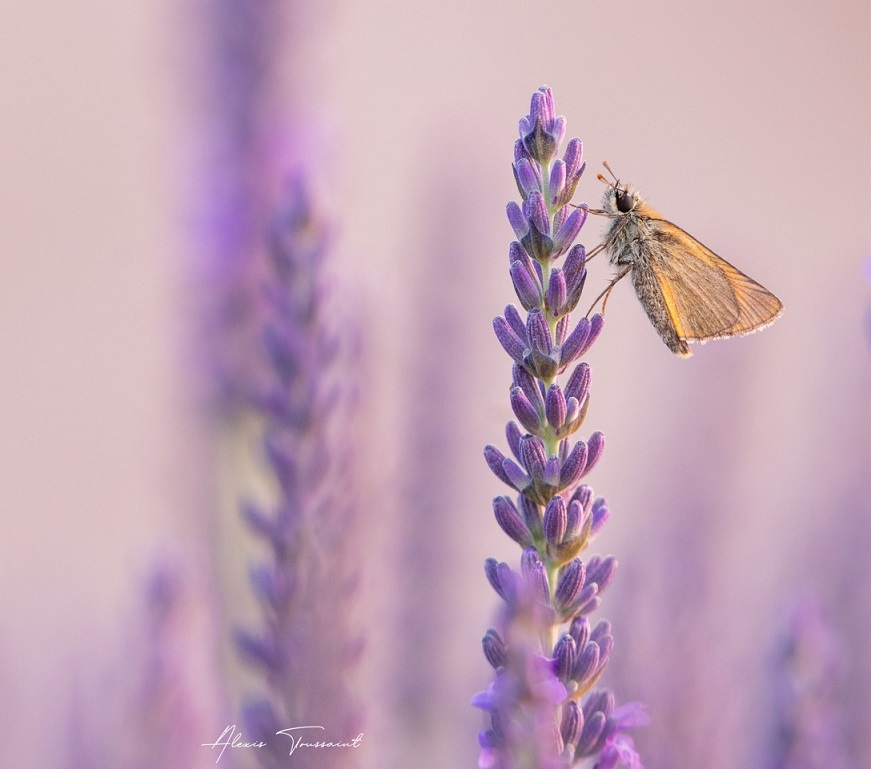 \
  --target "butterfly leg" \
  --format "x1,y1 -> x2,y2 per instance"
585,267 -> 631,317
584,242 -> 606,262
